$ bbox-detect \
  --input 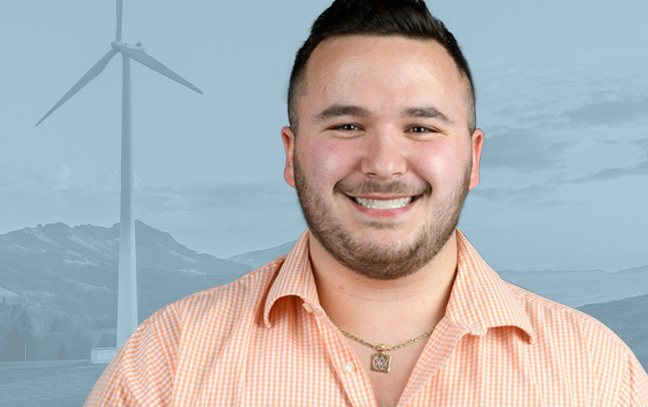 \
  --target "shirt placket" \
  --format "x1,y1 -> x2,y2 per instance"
398,319 -> 470,406
308,305 -> 378,407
